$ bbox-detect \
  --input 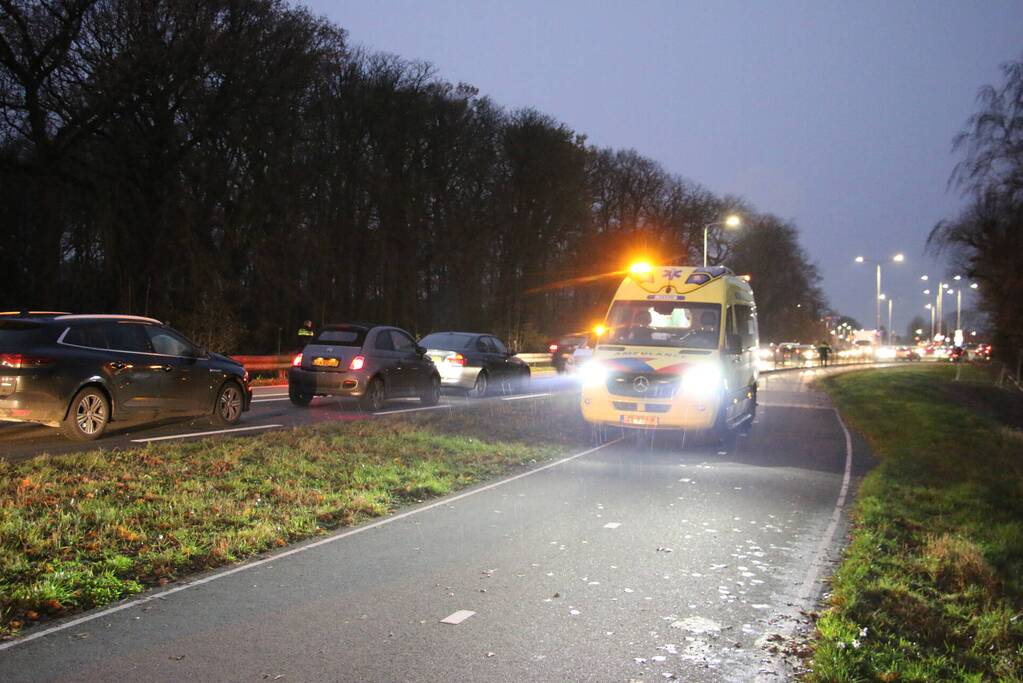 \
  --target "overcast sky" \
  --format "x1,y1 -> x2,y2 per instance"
306,0 -> 1022,331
